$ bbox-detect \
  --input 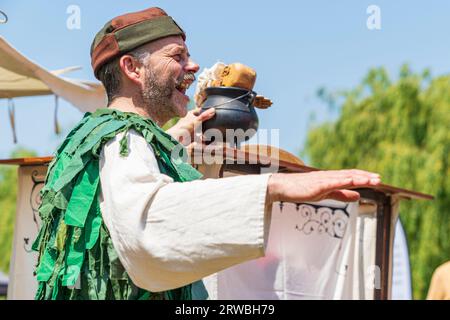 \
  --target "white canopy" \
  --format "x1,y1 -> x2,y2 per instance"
0,36 -> 106,112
